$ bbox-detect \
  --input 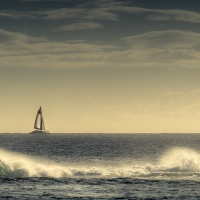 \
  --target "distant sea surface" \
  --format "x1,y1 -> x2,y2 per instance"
0,133 -> 200,199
